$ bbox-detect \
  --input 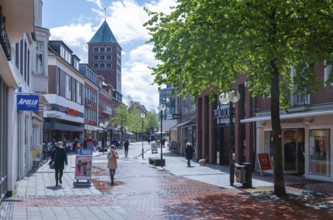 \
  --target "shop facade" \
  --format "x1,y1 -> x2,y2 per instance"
246,110 -> 333,182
